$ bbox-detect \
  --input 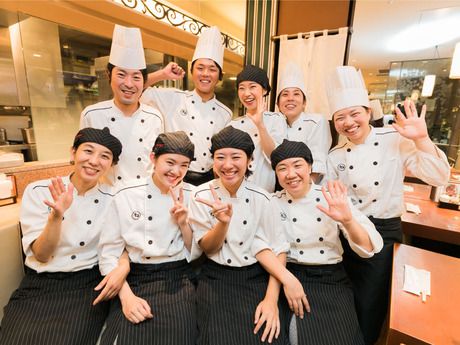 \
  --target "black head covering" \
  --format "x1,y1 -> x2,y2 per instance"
152,131 -> 194,161
73,127 -> 122,164
236,65 -> 271,94
270,139 -> 313,170
210,126 -> 255,157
